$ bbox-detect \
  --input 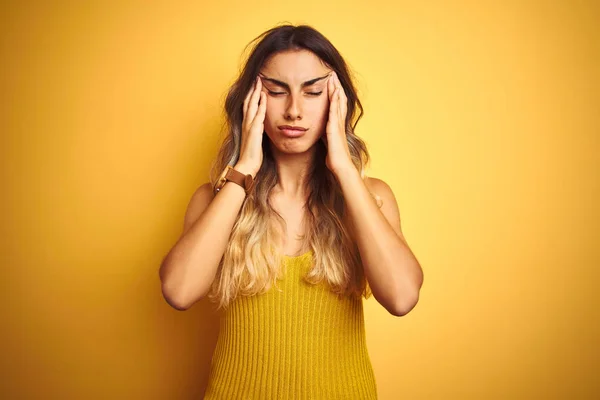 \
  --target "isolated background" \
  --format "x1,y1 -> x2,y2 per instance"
1,1 -> 598,399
